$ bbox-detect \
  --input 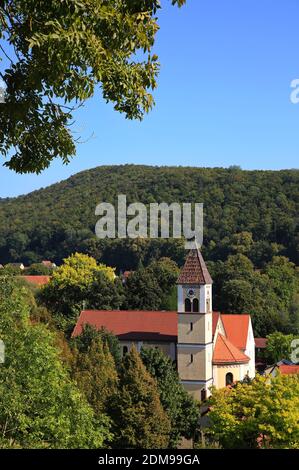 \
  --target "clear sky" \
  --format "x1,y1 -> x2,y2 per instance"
1,0 -> 299,198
